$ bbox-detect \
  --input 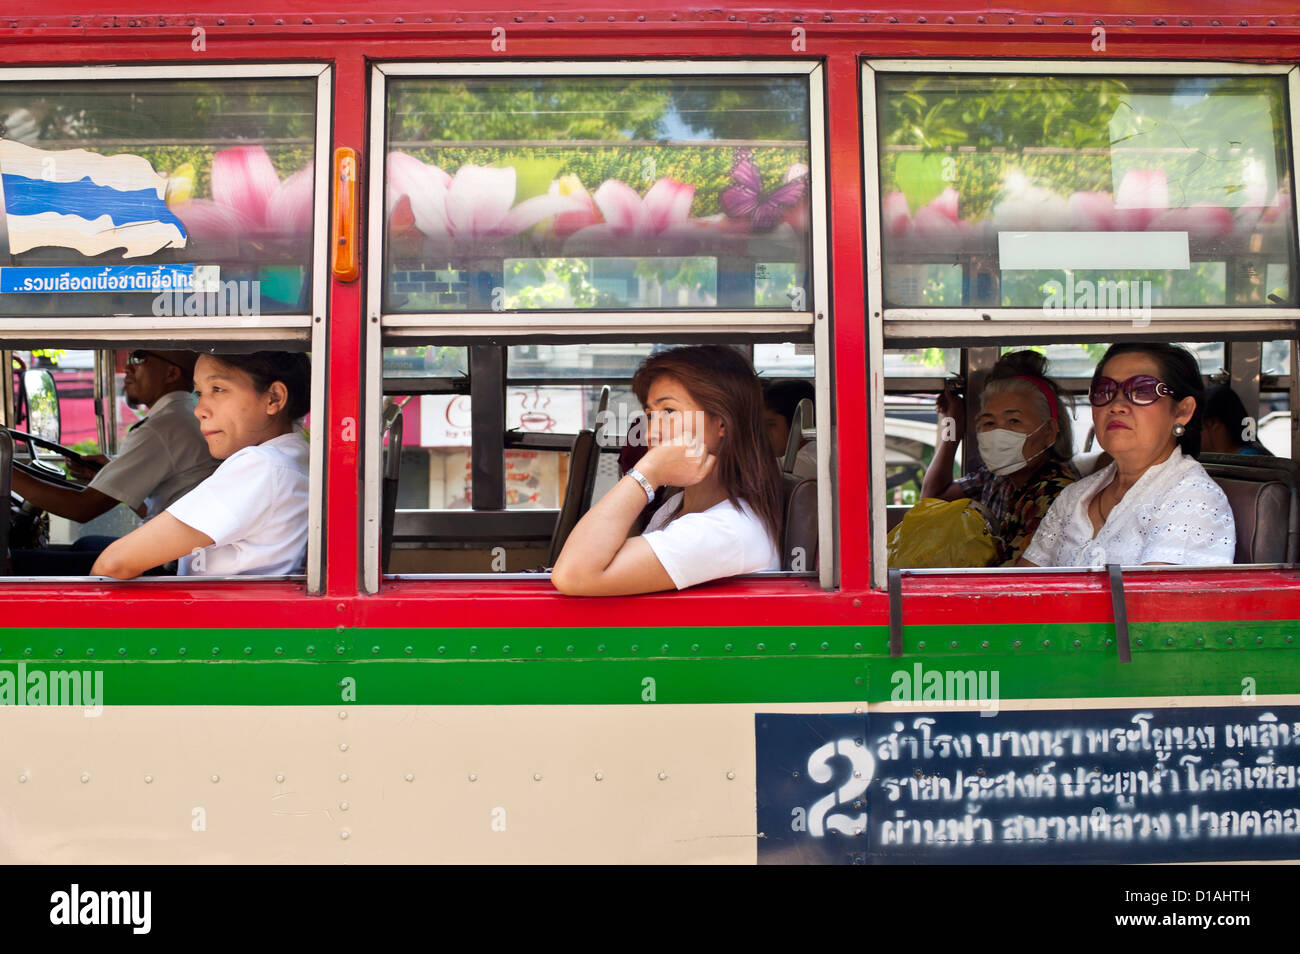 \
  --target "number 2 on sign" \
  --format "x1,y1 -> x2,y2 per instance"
806,738 -> 873,837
